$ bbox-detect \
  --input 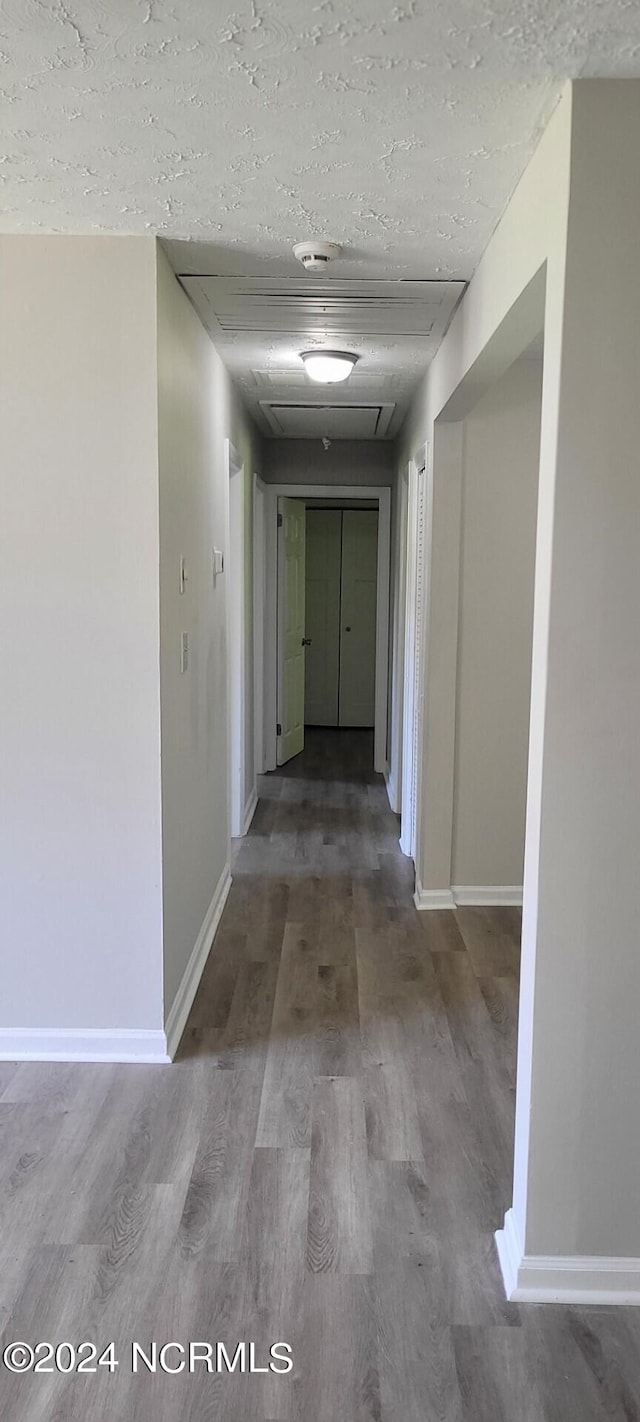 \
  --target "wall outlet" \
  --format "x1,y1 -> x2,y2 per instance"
181,631 -> 189,673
